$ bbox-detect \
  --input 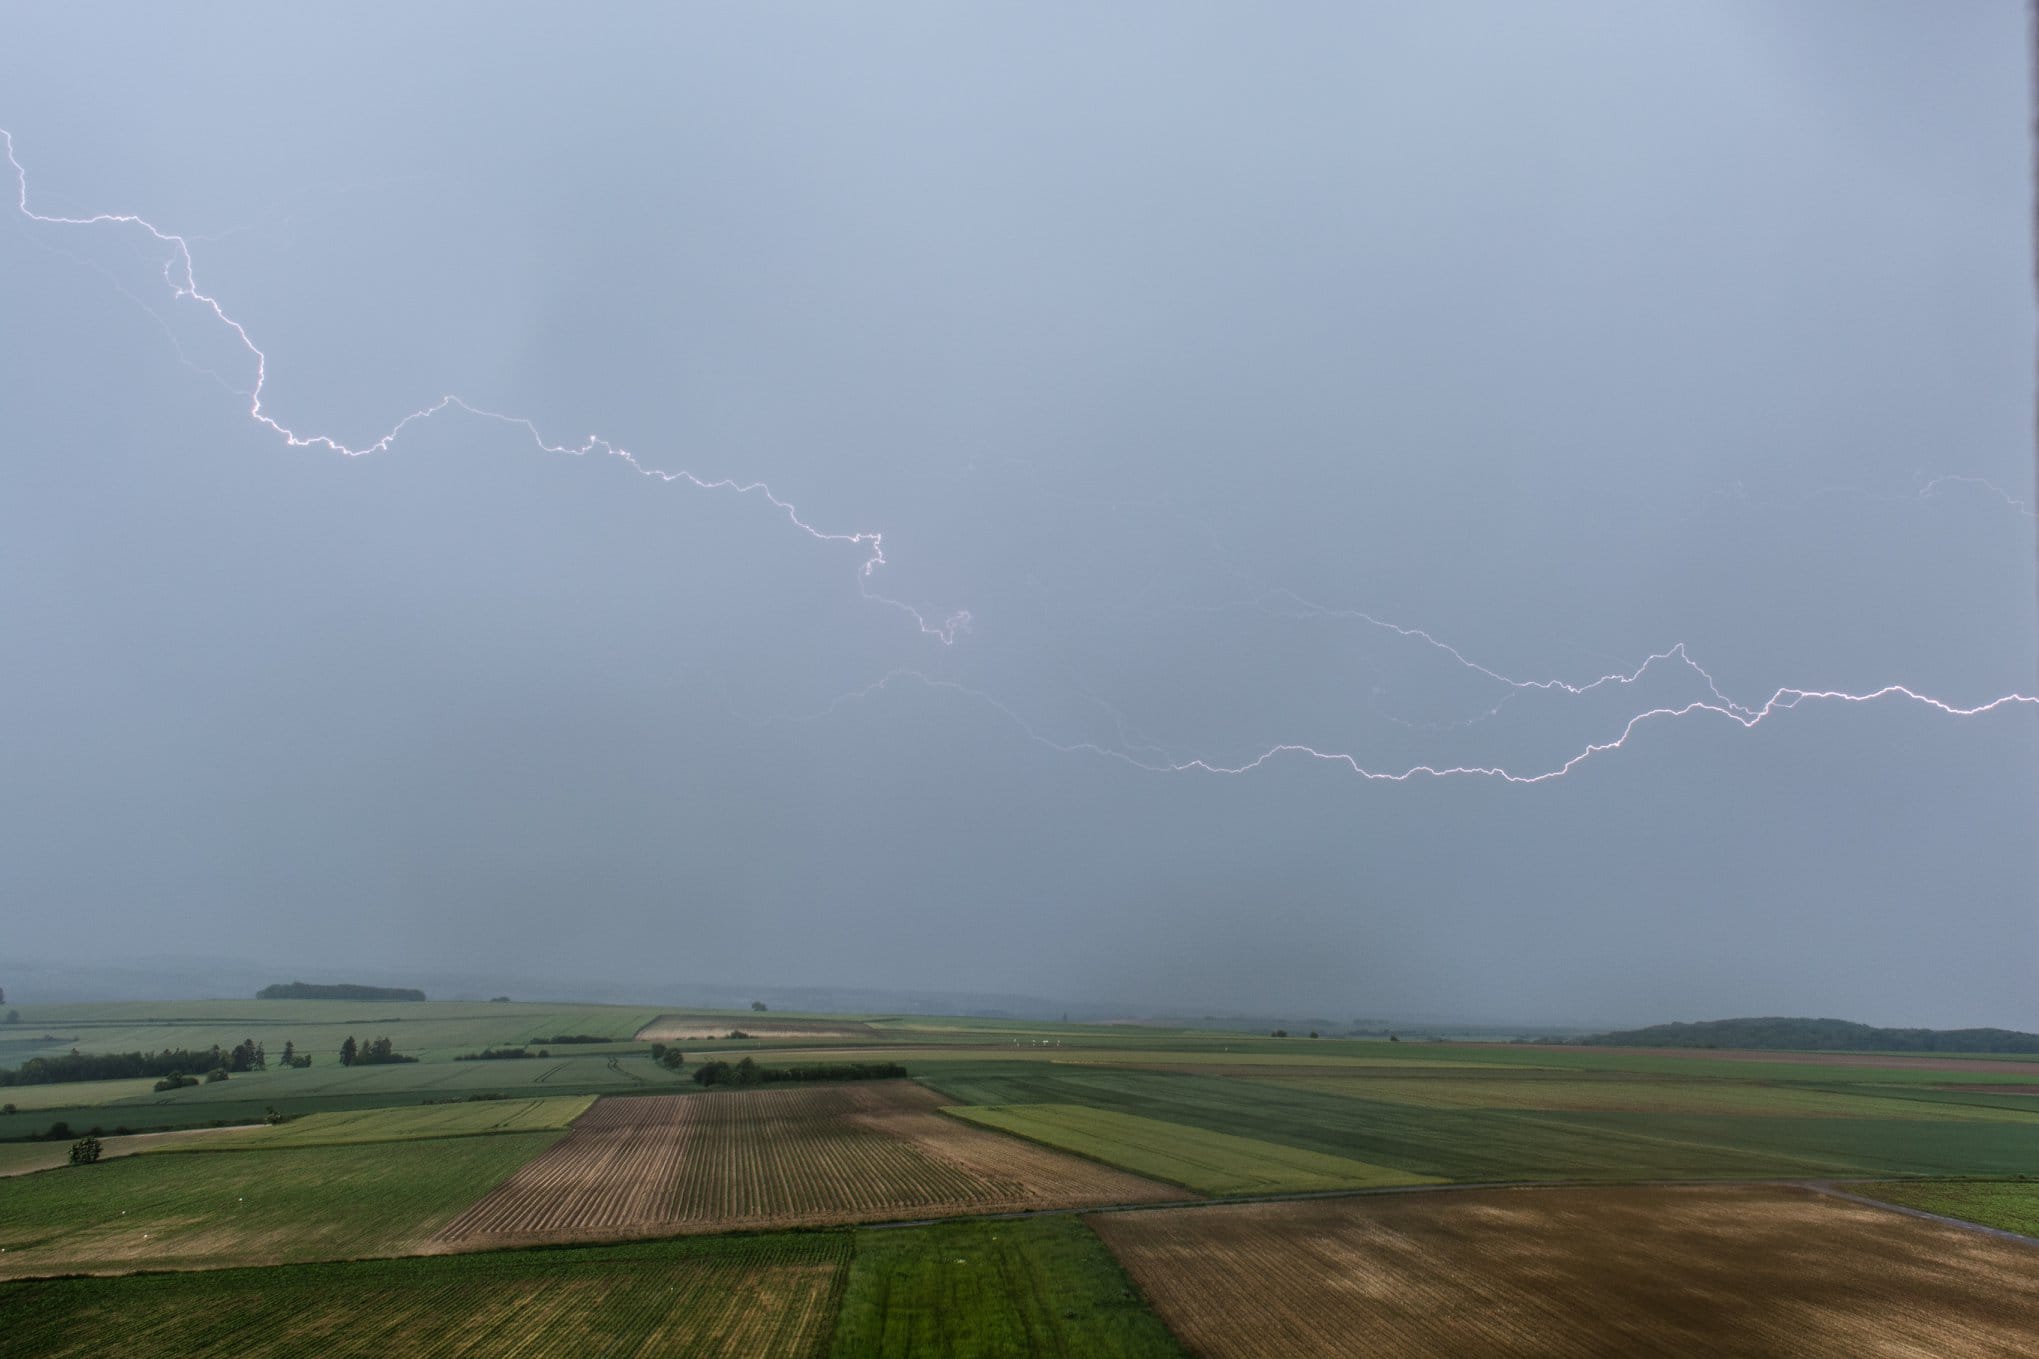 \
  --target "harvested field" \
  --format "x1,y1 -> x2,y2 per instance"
436,1083 -> 1175,1245
0,1234 -> 847,1359
1093,1184 -> 2039,1358
635,1014 -> 881,1041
